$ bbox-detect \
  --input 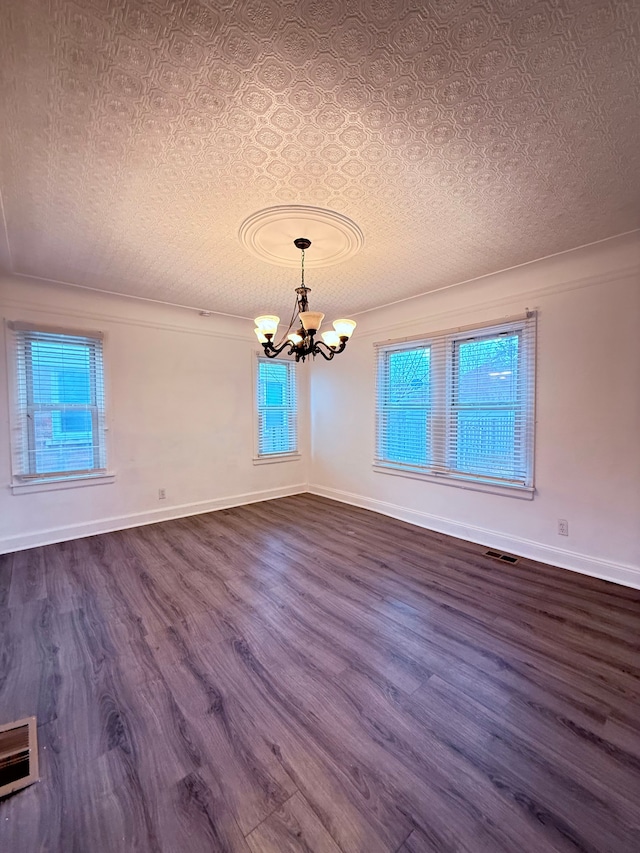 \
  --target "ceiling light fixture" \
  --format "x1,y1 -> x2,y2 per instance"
254,238 -> 356,362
